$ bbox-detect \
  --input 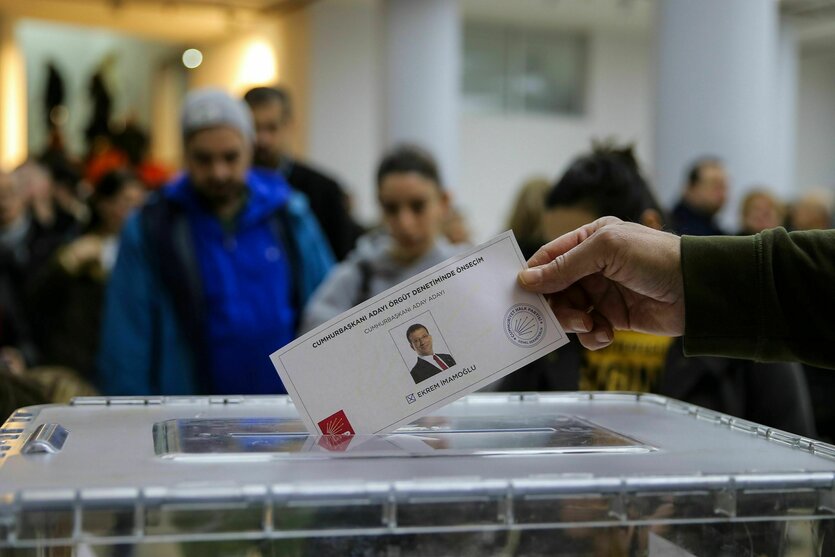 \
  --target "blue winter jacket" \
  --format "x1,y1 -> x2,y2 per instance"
96,170 -> 334,396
